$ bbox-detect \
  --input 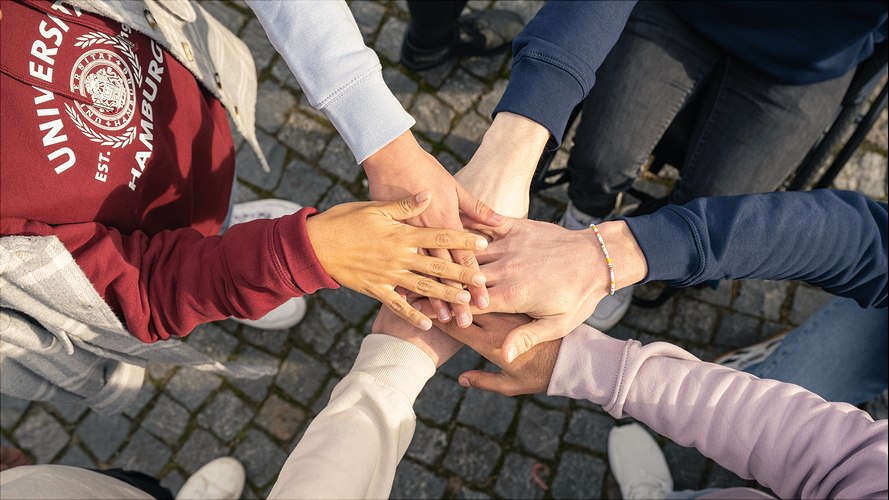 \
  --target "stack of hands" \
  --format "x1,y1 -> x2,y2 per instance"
304,112 -> 649,396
